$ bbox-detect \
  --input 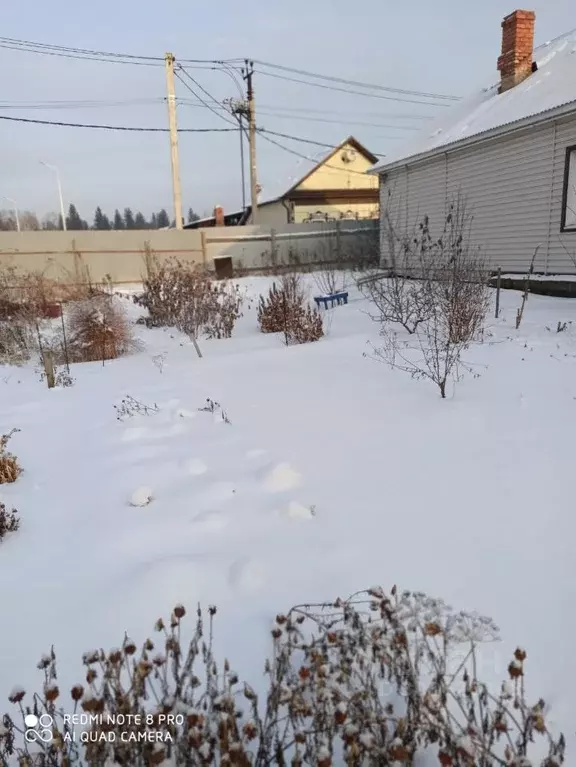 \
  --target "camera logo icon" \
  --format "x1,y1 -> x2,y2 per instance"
24,713 -> 54,743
